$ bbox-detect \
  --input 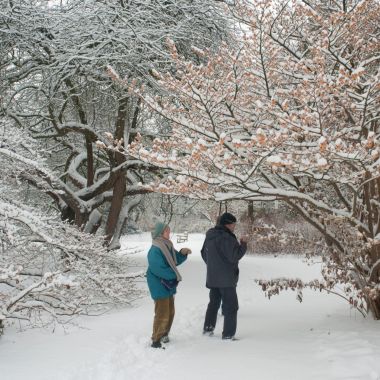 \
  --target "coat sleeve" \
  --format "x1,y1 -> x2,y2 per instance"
148,247 -> 177,280
200,241 -> 207,263
174,250 -> 188,266
220,235 -> 247,264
